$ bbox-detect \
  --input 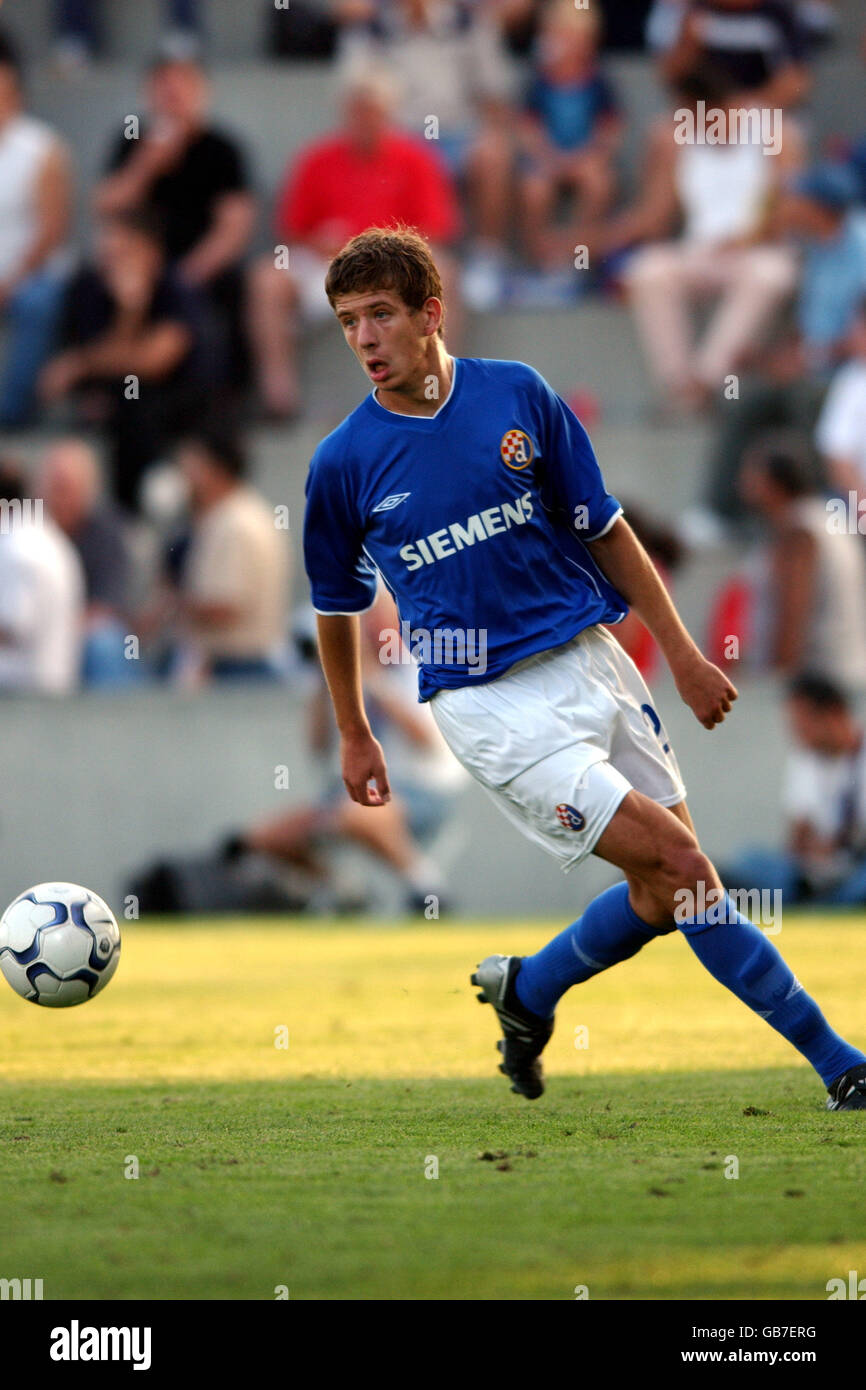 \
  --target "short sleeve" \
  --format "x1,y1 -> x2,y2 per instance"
206,131 -> 250,196
277,148 -> 320,242
304,446 -> 378,615
815,365 -> 865,466
782,749 -> 834,836
530,370 -> 622,541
